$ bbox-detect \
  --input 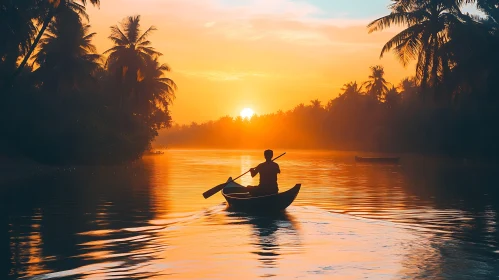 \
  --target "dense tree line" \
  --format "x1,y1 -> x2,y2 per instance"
1,0 -> 176,165
157,0 -> 499,159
